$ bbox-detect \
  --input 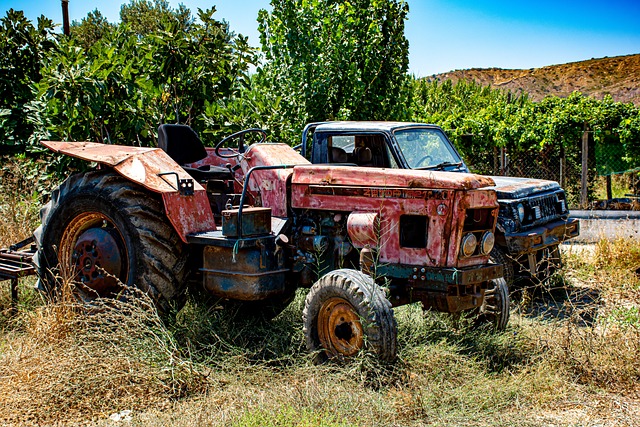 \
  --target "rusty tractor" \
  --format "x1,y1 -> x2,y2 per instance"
32,124 -> 505,362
